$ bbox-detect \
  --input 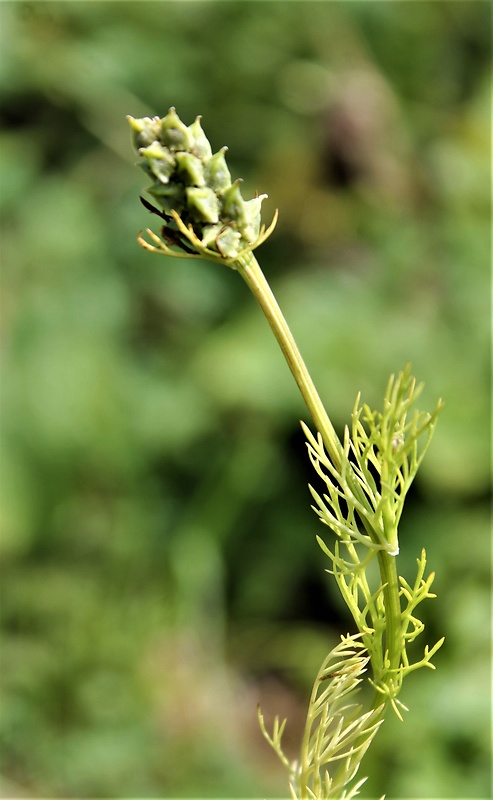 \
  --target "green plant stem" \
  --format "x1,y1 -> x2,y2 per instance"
236,251 -> 343,469
376,550 -> 402,674
236,249 -> 403,706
